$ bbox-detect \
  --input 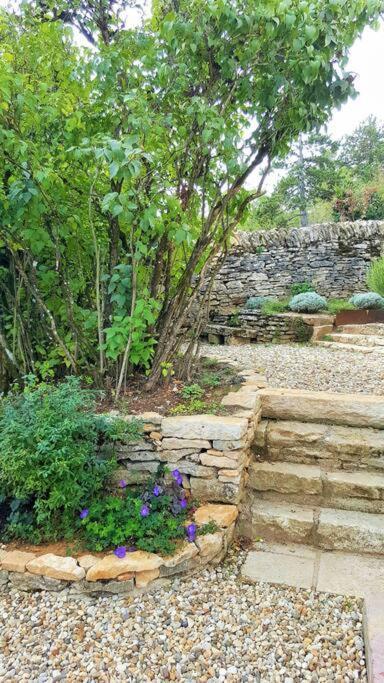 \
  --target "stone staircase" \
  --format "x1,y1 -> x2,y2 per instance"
316,322 -> 384,353
239,389 -> 384,556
